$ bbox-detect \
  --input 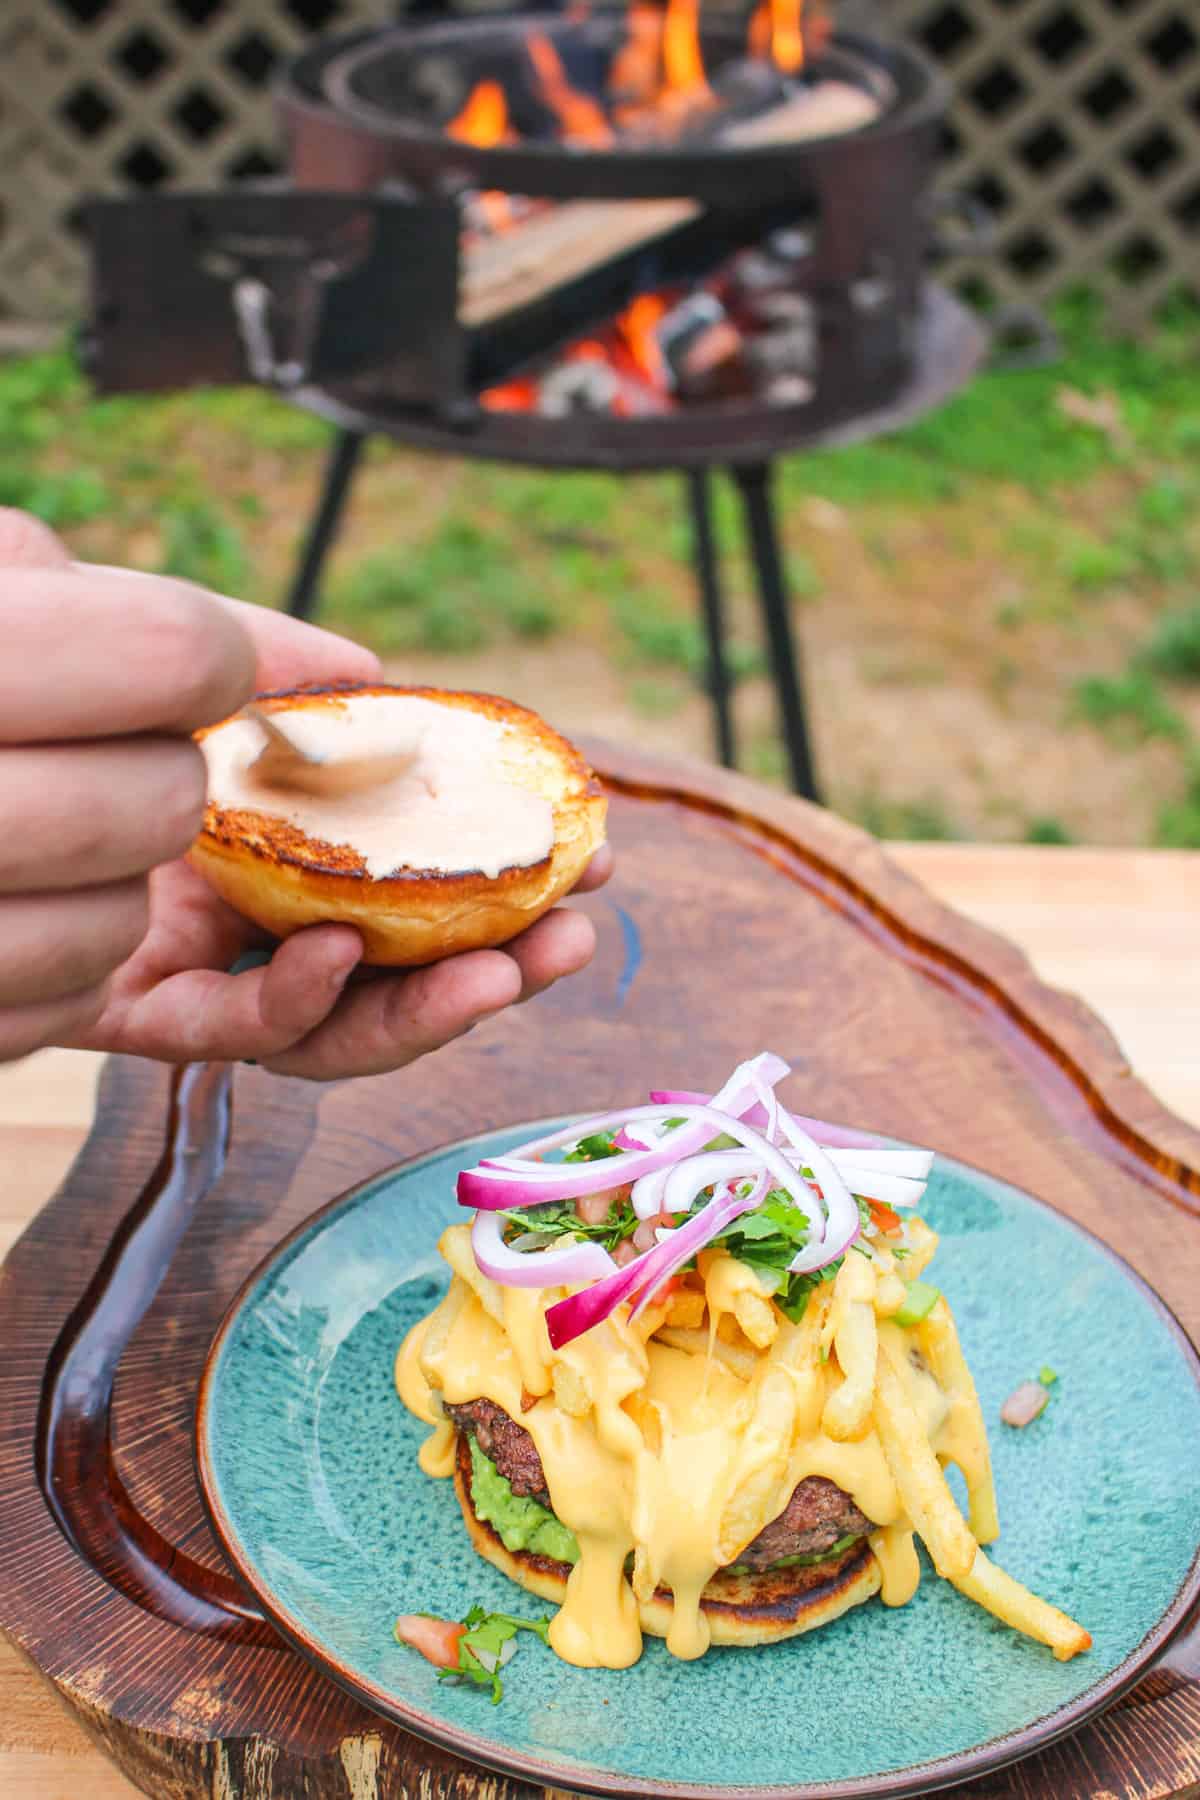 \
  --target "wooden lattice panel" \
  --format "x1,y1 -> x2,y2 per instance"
0,0 -> 390,326
0,0 -> 1197,330
889,0 -> 1200,329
